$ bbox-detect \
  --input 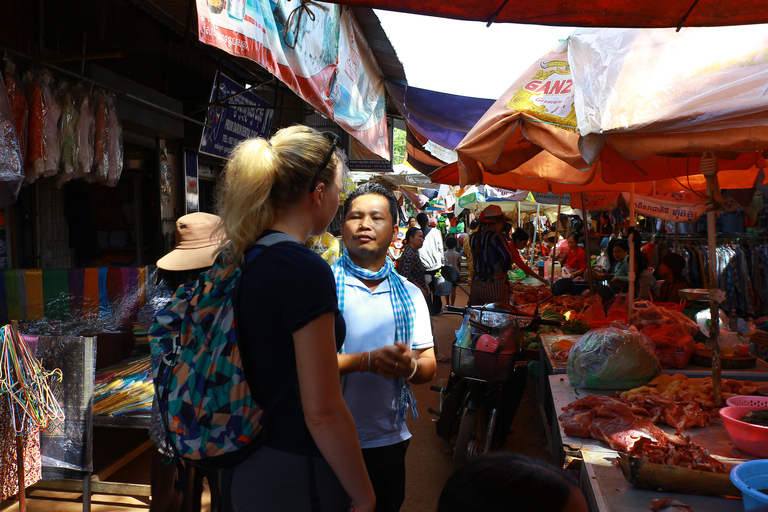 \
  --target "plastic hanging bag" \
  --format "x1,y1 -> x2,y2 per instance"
88,88 -> 109,183
104,92 -> 123,187
57,80 -> 78,179
641,323 -> 695,369
0,71 -> 24,205
567,325 -> 661,389
455,314 -> 471,348
24,69 -> 46,184
41,70 -> 61,177
3,55 -> 27,164
73,83 -> 94,182
630,300 -> 699,337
